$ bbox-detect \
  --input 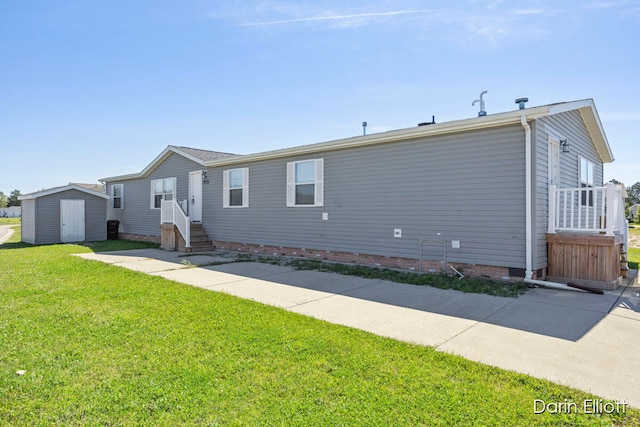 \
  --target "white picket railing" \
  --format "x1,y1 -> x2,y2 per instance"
548,182 -> 628,249
160,199 -> 190,249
